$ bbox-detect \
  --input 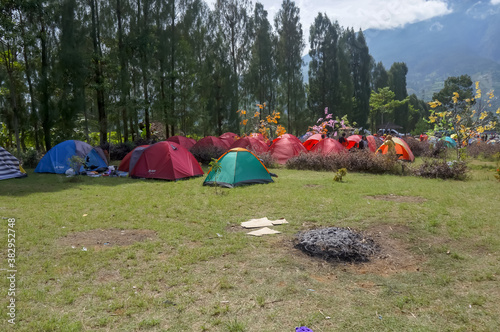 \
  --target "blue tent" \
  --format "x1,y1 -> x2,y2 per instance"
35,140 -> 107,174
441,136 -> 457,148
